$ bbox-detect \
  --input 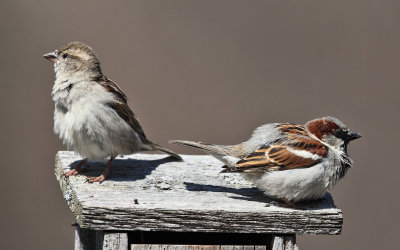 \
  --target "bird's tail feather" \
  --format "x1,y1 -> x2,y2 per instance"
170,140 -> 247,169
169,140 -> 233,156
150,143 -> 182,160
